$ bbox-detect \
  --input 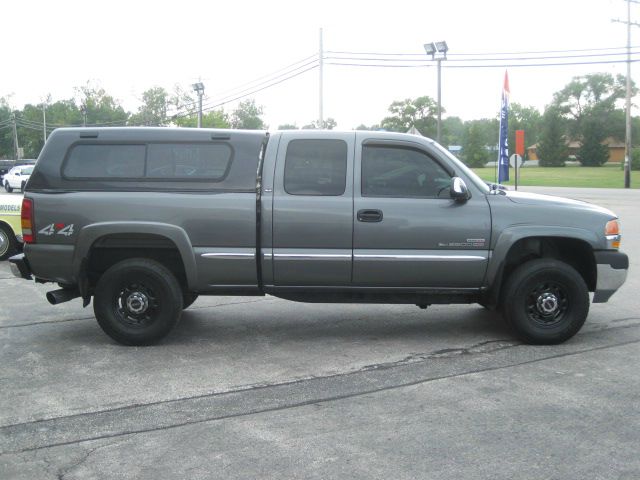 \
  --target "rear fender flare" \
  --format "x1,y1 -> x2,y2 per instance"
72,222 -> 197,289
